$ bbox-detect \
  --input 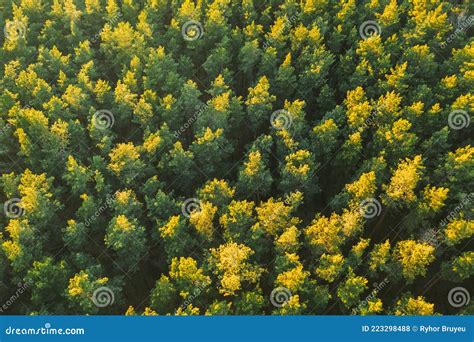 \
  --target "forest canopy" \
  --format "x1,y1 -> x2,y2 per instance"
0,0 -> 473,315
